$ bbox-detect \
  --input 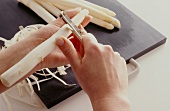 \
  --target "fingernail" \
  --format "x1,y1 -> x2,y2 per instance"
56,37 -> 64,46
